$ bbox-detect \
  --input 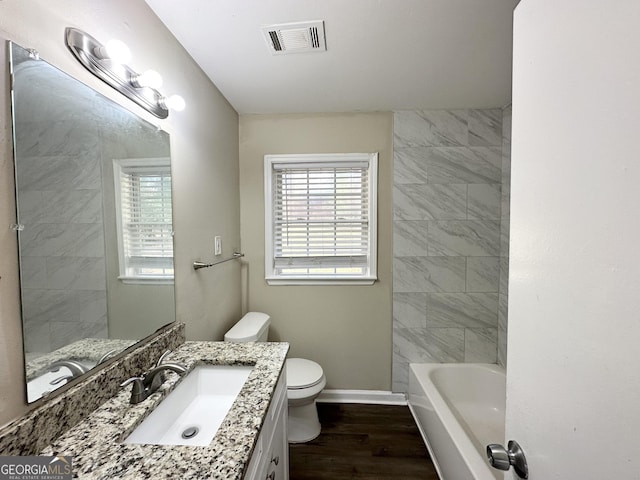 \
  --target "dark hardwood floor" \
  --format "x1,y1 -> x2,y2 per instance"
288,403 -> 440,480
